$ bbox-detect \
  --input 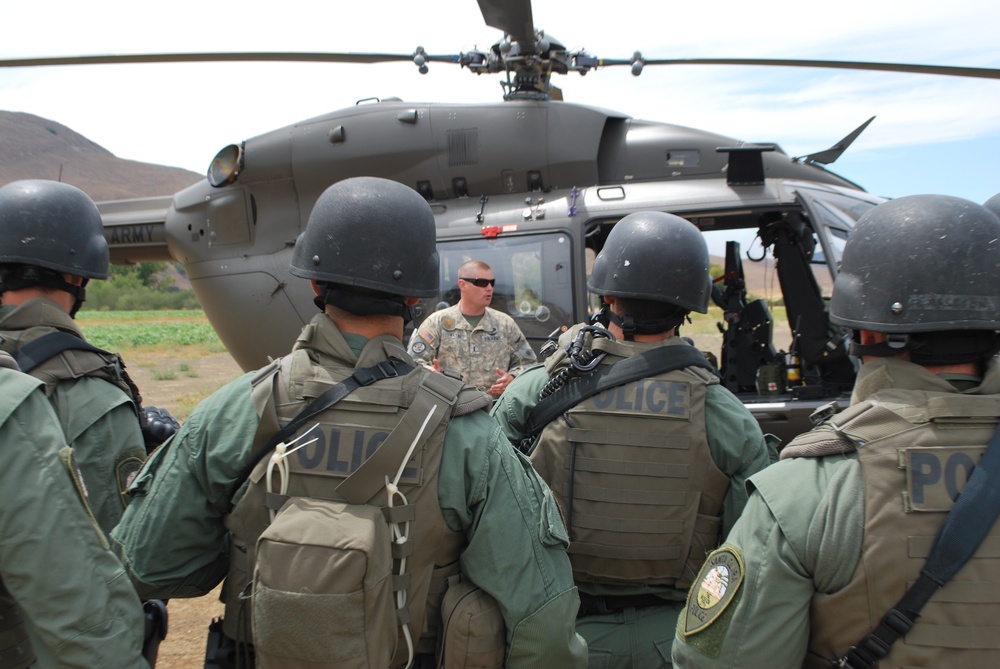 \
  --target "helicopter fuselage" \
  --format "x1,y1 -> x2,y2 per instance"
100,97 -> 884,443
